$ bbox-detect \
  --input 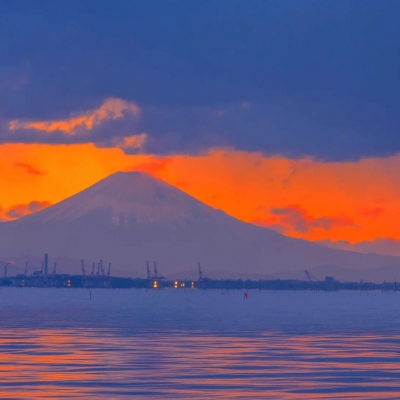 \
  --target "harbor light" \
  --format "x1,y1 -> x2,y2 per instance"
174,281 -> 178,289
153,280 -> 158,289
